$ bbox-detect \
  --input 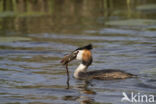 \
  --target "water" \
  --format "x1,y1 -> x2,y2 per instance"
0,0 -> 156,104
